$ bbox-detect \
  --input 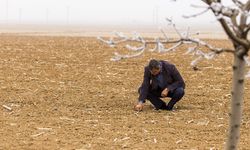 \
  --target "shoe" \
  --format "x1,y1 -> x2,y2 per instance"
159,104 -> 169,110
166,106 -> 173,111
